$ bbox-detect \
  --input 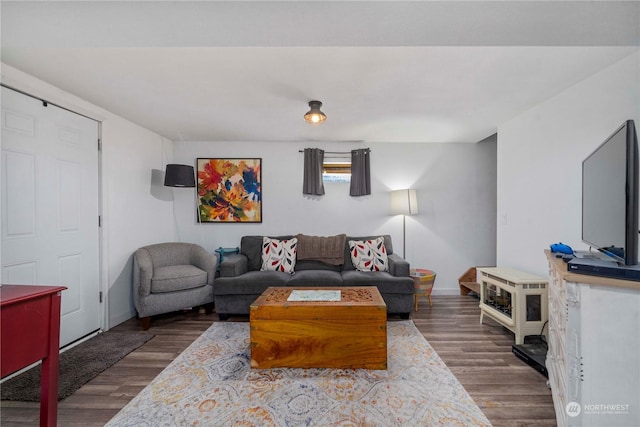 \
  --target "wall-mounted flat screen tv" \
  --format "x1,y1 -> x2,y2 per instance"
582,119 -> 639,266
